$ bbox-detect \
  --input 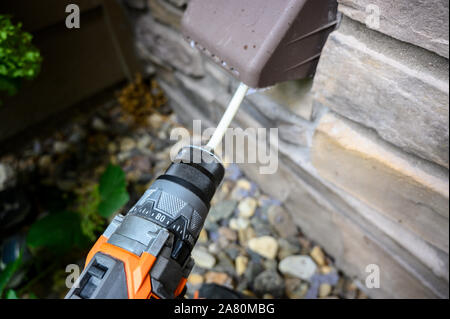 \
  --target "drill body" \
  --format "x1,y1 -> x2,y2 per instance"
65,146 -> 224,299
